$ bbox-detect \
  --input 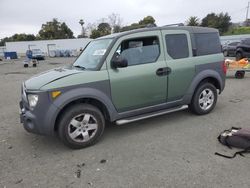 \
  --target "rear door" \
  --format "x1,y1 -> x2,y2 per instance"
106,31 -> 168,112
161,30 -> 195,101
